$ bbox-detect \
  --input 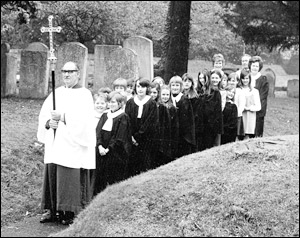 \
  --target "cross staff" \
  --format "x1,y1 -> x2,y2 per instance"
41,15 -> 61,136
